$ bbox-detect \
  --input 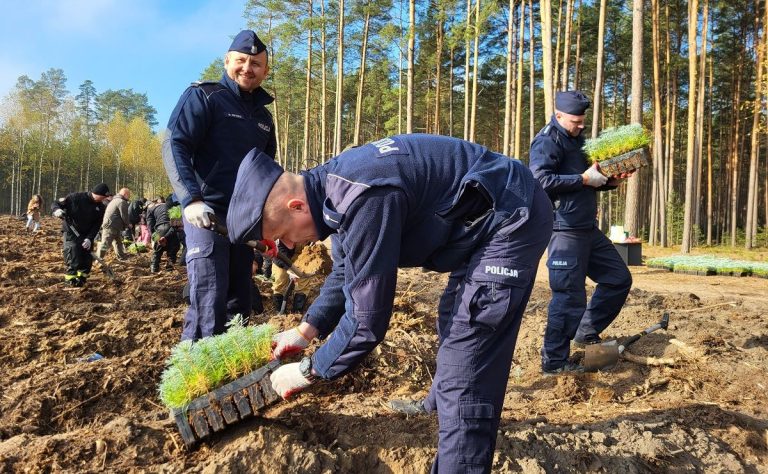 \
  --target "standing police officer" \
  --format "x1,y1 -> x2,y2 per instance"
227,134 -> 552,473
163,30 -> 276,340
529,91 -> 633,375
51,183 -> 112,287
